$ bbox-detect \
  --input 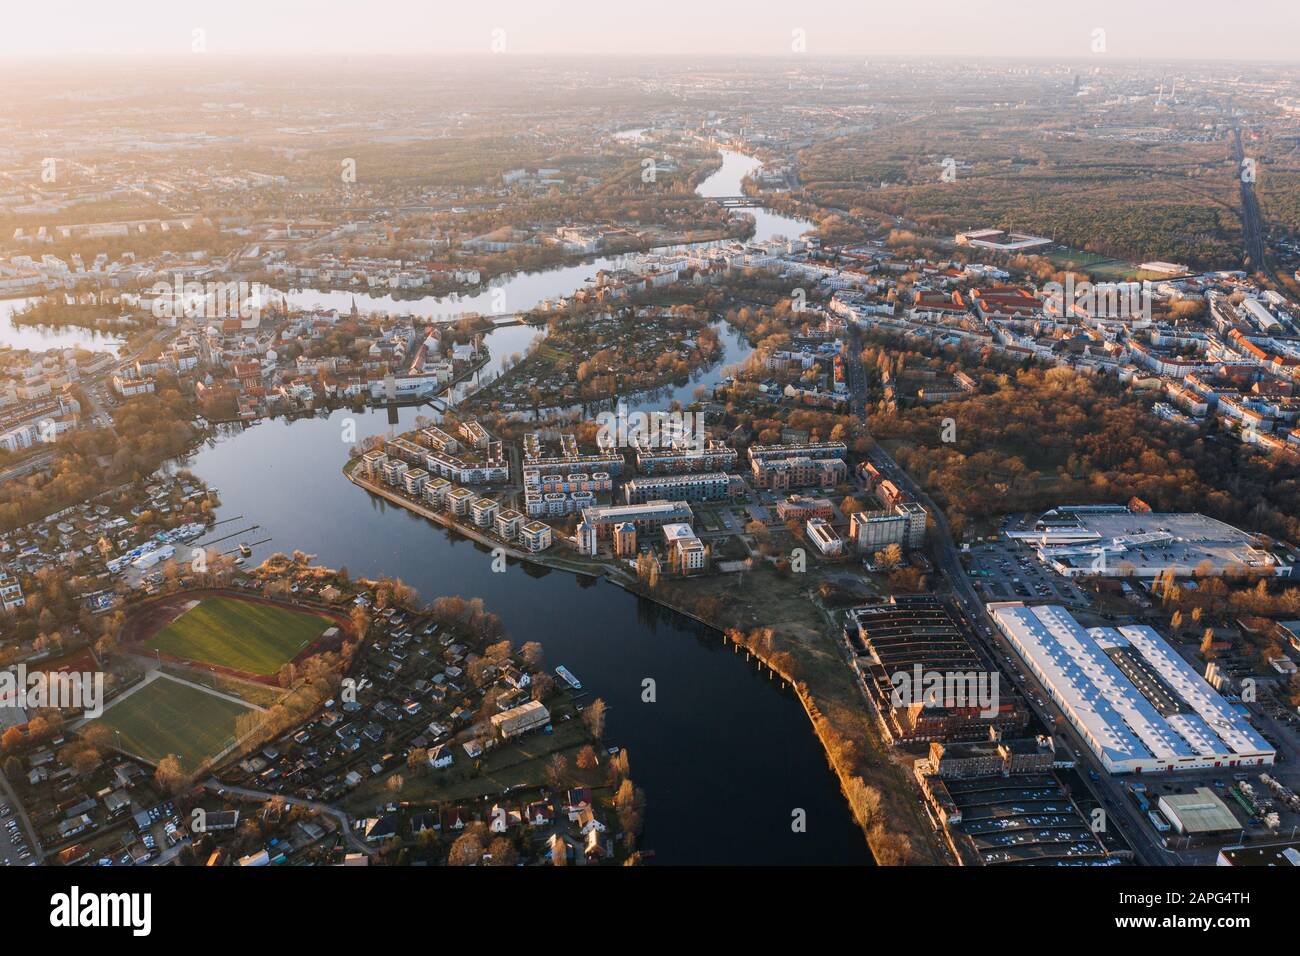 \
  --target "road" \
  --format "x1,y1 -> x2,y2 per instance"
842,331 -> 1170,864
1234,125 -> 1281,287
202,779 -> 376,857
